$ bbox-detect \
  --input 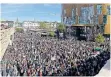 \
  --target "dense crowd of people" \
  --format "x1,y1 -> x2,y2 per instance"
1,29 -> 110,76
